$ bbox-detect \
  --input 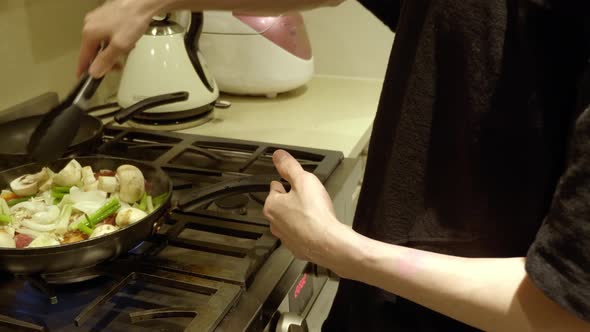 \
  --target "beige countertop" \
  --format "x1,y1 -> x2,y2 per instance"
0,75 -> 381,158
178,75 -> 382,158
